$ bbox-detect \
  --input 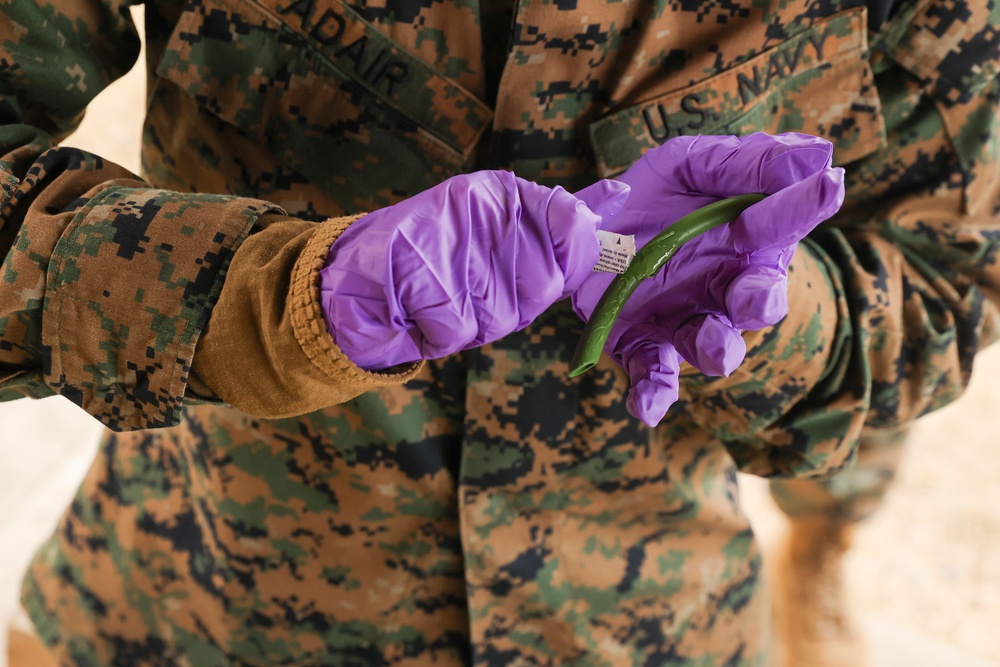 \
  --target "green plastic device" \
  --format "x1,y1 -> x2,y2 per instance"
569,193 -> 766,377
